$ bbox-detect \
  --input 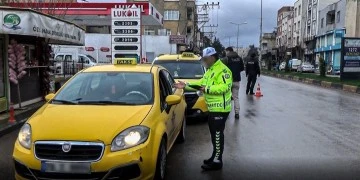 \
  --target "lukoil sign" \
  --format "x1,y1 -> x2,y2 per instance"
112,9 -> 140,18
